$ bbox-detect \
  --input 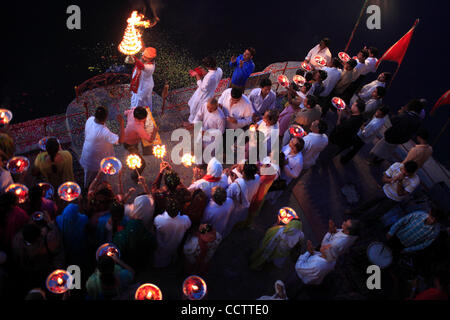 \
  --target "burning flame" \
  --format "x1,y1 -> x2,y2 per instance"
191,285 -> 199,291
181,154 -> 195,167
15,189 -> 21,195
118,11 -> 151,56
57,277 -> 64,286
67,188 -> 72,194
126,154 -> 142,170
153,145 -> 166,160
146,291 -> 153,299
249,124 -> 257,132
